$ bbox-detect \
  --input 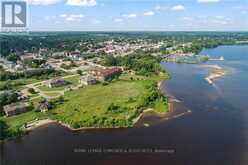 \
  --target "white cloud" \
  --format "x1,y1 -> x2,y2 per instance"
182,17 -> 194,21
198,0 -> 220,3
155,5 -> 161,11
122,13 -> 137,18
215,16 -> 225,19
114,18 -> 123,22
144,11 -> 154,16
92,19 -> 101,24
59,14 -> 67,18
212,20 -> 229,25
171,5 -> 185,11
44,15 -> 57,20
59,14 -> 84,21
28,0 -> 60,5
66,0 -> 96,7
241,10 -> 248,14
154,5 -> 169,11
